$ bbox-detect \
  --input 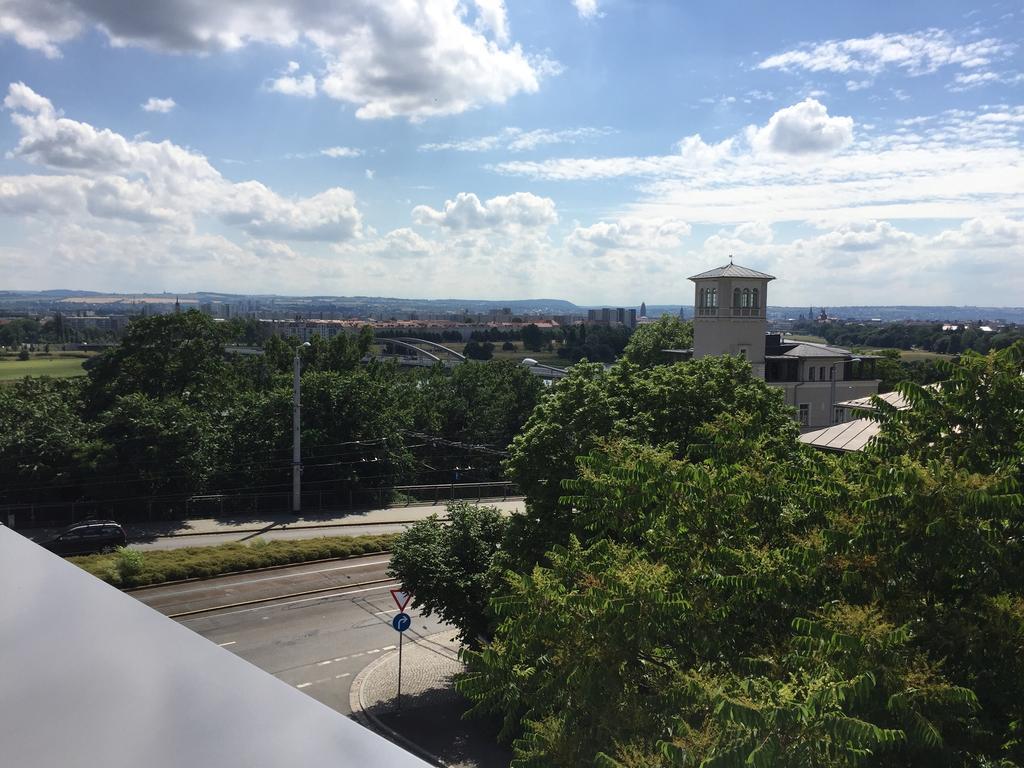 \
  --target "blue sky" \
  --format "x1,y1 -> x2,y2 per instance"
0,0 -> 1021,305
